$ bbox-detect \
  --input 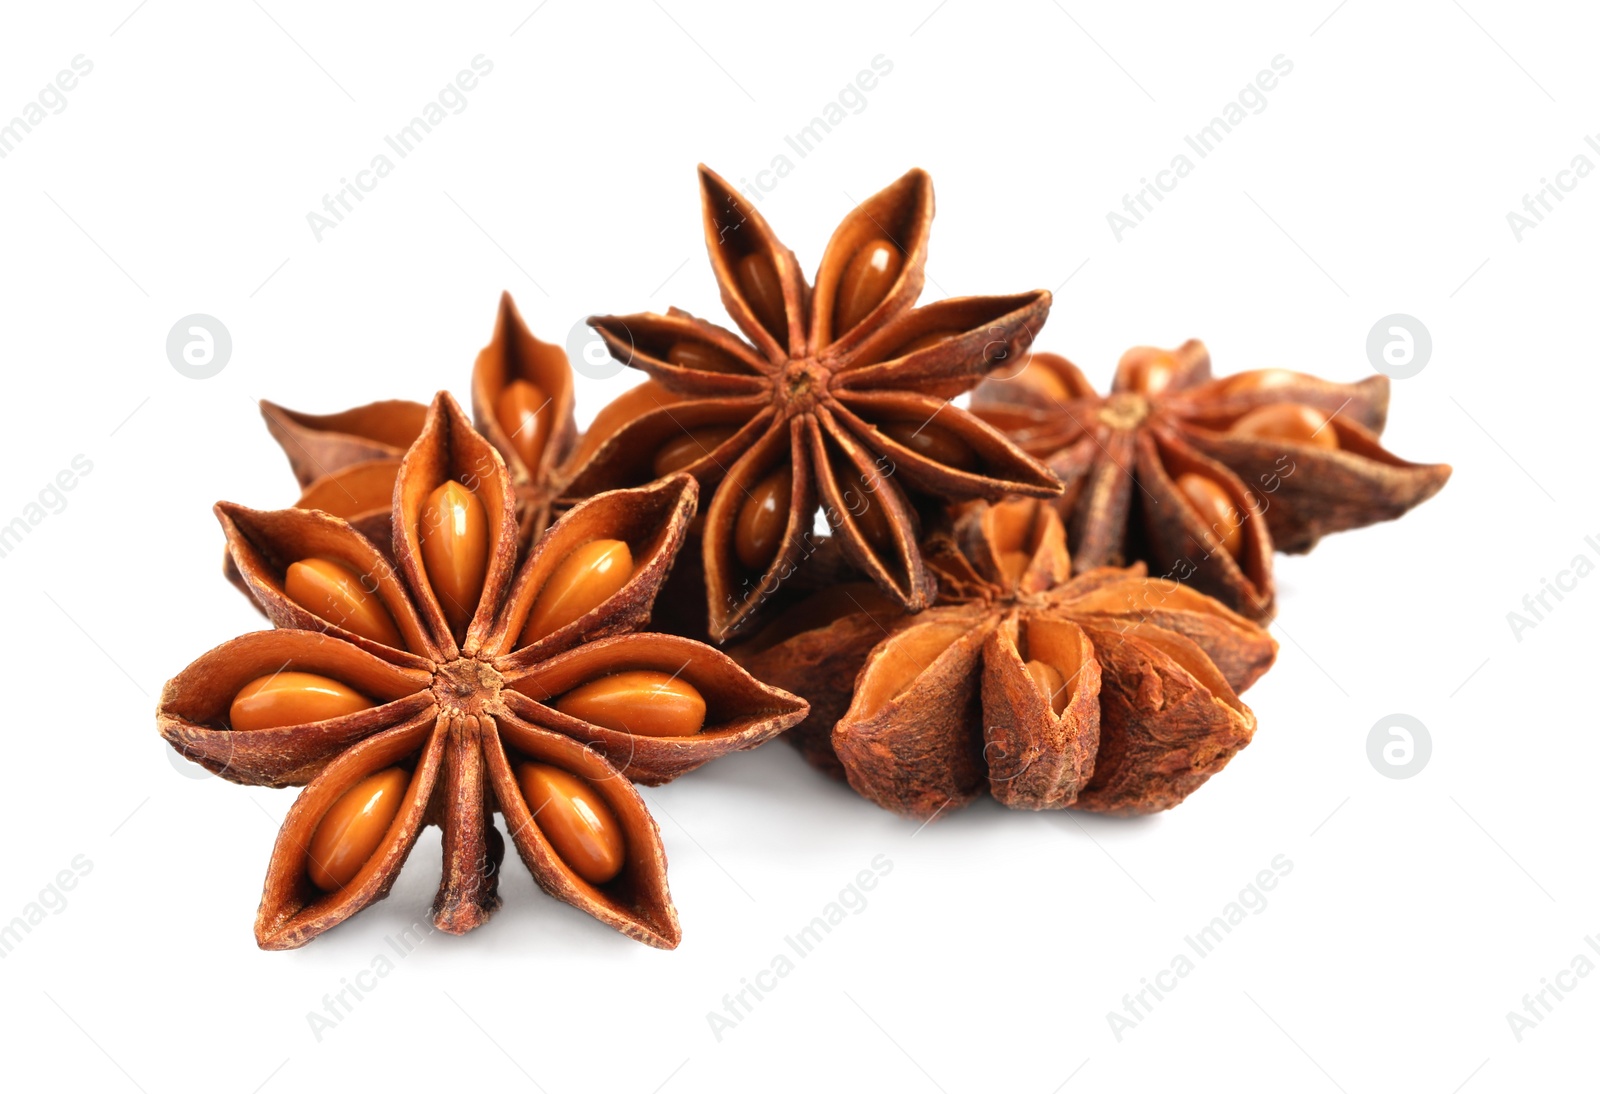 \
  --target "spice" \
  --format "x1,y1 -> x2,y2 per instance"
521,539 -> 635,644
737,498 -> 1276,819
247,292 -> 575,570
229,672 -> 375,732
970,342 -> 1451,619
563,165 -> 1061,640
159,393 -> 807,949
